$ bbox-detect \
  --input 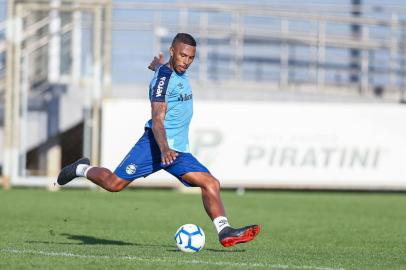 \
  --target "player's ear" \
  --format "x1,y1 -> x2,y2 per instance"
169,46 -> 174,57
